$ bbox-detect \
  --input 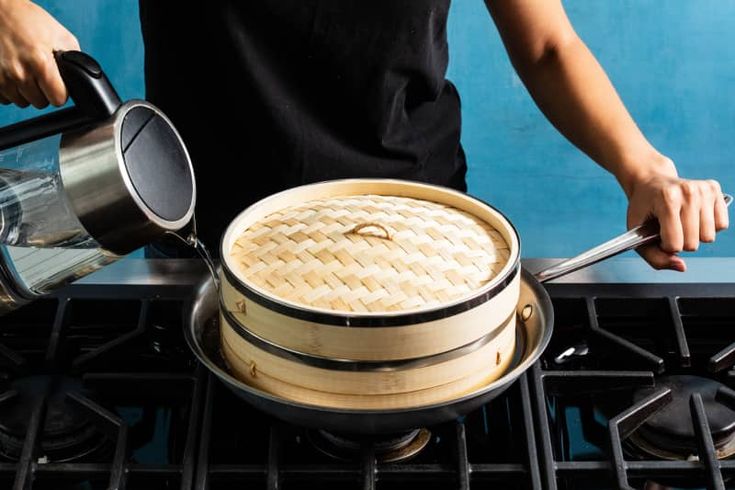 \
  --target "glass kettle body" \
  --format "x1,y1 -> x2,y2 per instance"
0,51 -> 196,314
